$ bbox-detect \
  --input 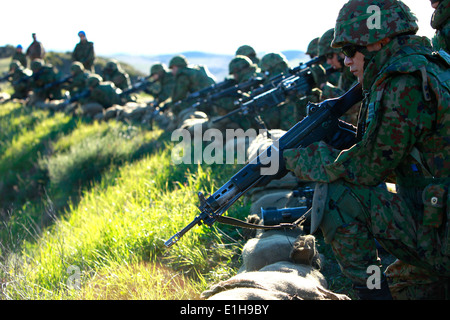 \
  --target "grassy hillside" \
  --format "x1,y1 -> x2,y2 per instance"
0,101 -> 251,299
